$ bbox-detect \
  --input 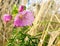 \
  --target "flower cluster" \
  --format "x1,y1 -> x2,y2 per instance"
2,5 -> 34,27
